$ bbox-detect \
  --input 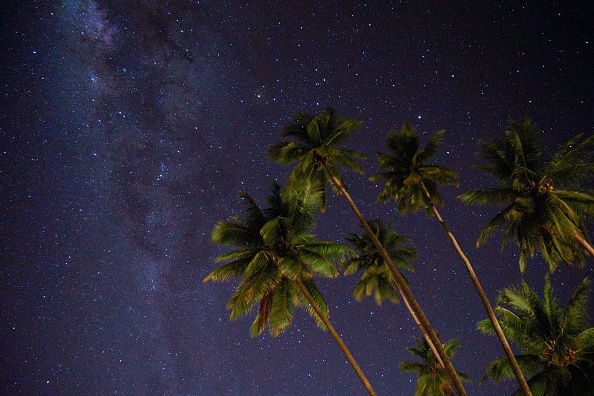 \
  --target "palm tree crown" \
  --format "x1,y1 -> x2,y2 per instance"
459,119 -> 594,272
342,218 -> 416,304
205,182 -> 352,336
400,338 -> 471,396
268,107 -> 365,211
478,276 -> 594,395
370,124 -> 459,216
